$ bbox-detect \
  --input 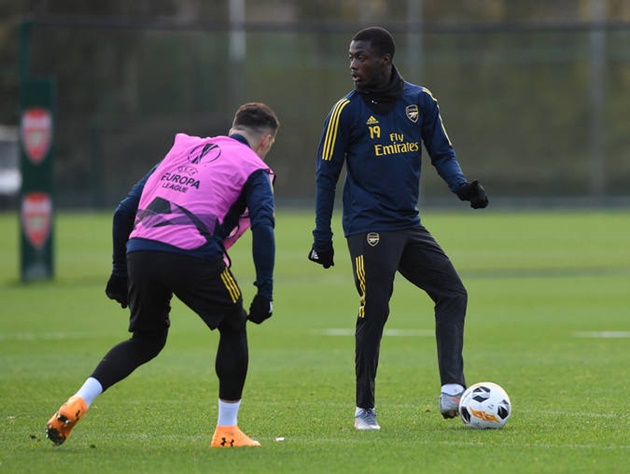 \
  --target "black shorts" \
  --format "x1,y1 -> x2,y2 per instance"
127,251 -> 246,332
